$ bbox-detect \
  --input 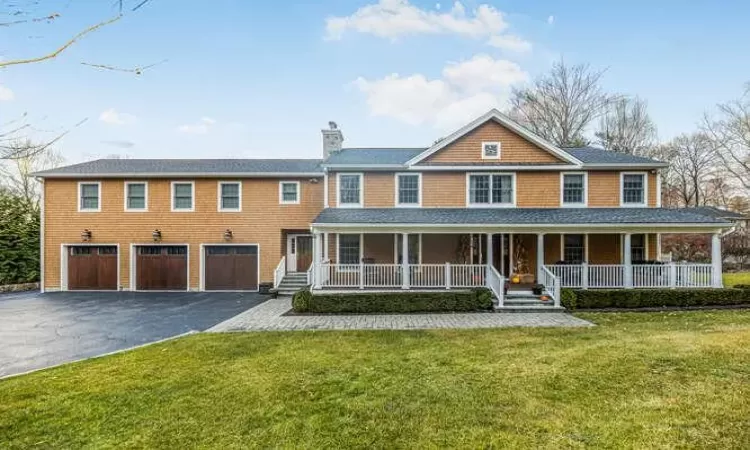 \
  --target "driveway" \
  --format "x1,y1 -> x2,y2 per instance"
0,291 -> 266,378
